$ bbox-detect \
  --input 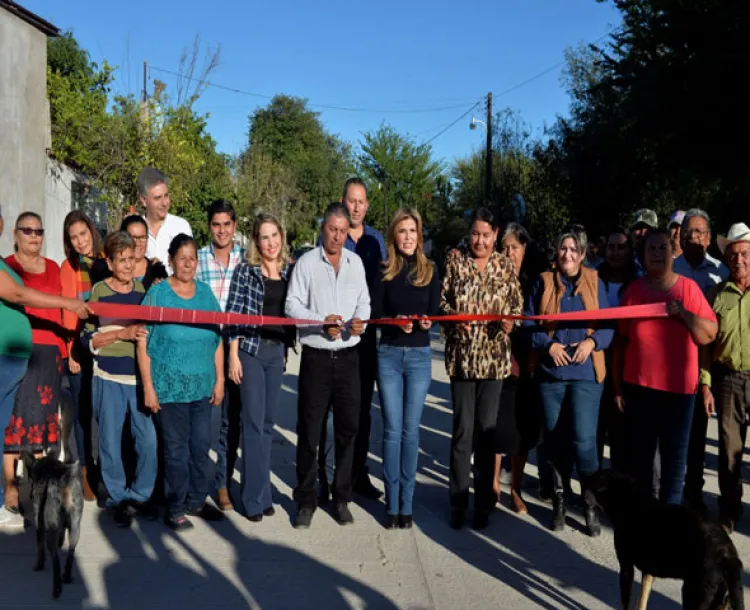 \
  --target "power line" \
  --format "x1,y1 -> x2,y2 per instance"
150,65 -> 480,114
421,102 -> 481,146
494,30 -> 615,100
418,28 -> 617,146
